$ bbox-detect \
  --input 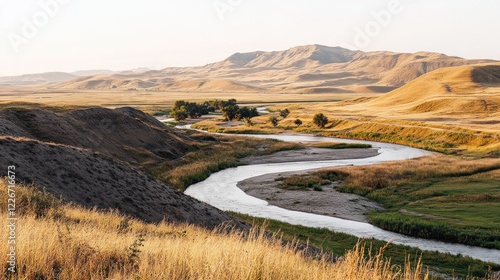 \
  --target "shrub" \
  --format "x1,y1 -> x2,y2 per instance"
279,108 -> 290,118
269,116 -> 279,127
